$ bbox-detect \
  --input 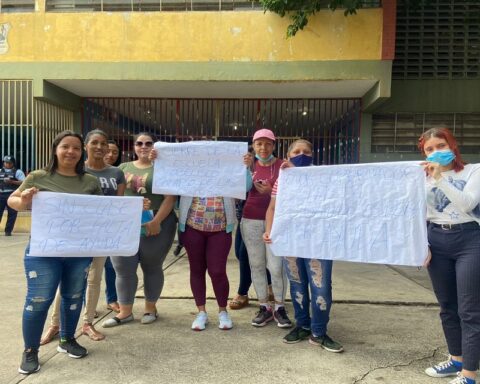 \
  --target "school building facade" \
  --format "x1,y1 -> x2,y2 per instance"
0,0 -> 479,174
